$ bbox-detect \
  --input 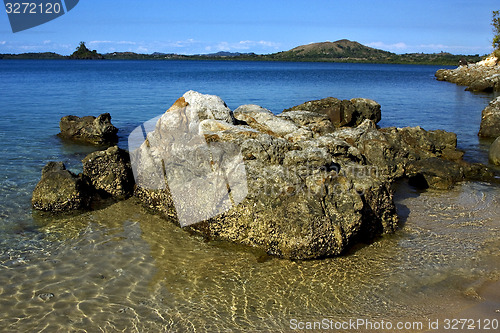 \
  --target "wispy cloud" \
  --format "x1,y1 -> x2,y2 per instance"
366,42 -> 408,50
205,40 -> 281,52
167,38 -> 198,48
0,39 -> 281,55
366,41 -> 489,54
88,40 -> 137,45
